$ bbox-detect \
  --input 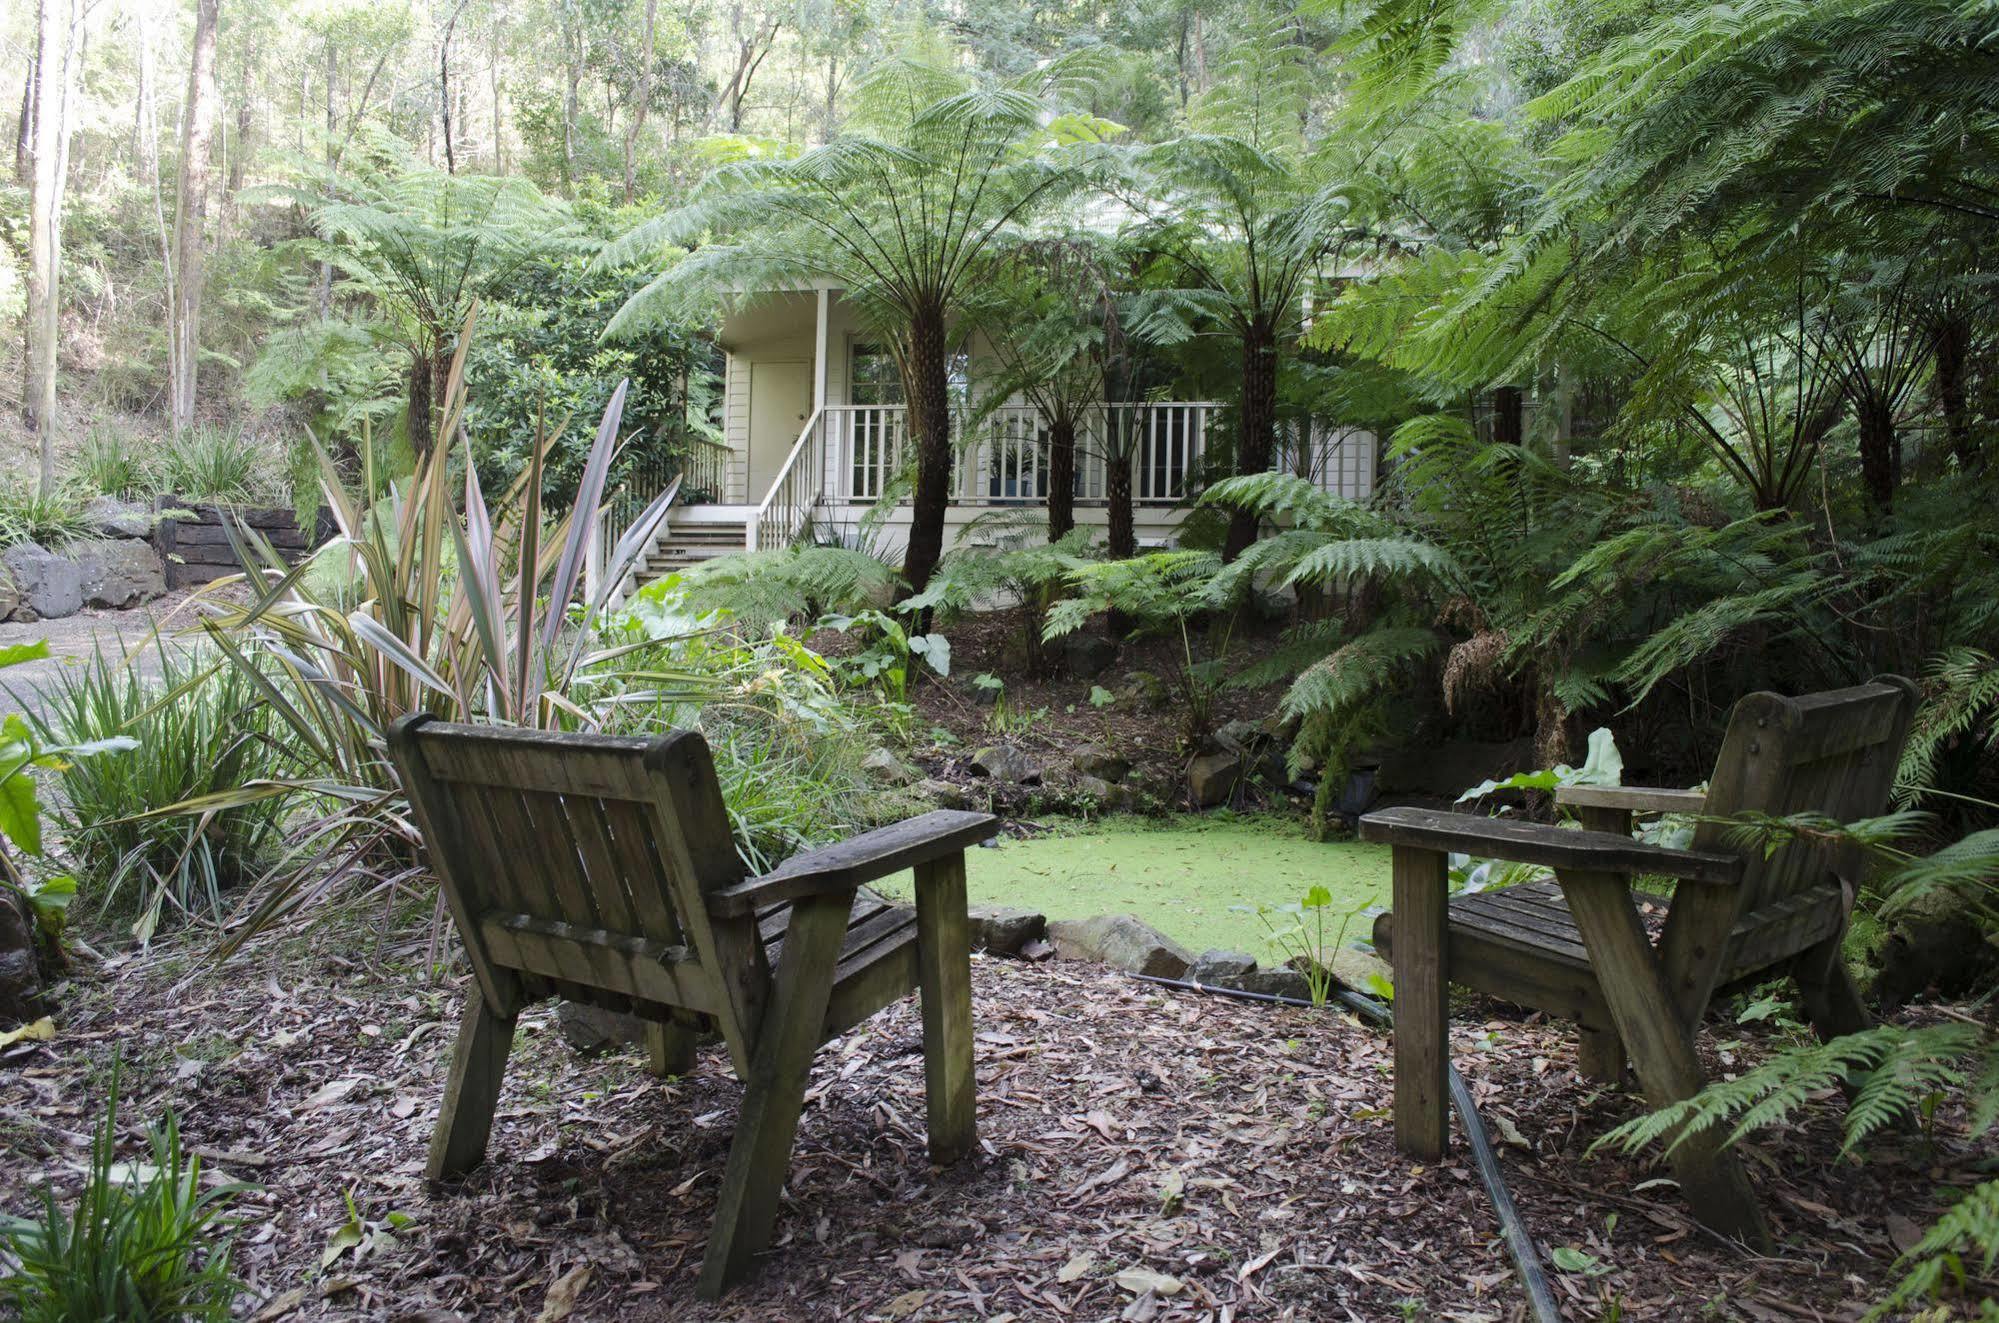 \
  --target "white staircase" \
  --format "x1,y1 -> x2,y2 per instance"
629,506 -> 755,591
